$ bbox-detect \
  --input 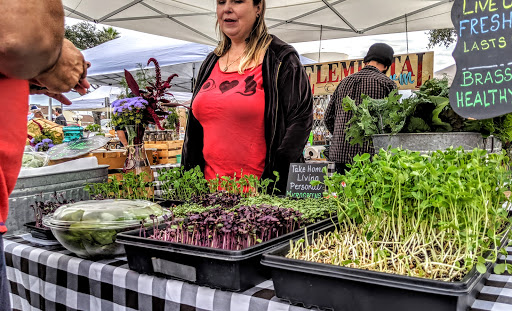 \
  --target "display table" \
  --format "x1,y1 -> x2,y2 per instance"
4,234 -> 512,311
3,235 -> 311,311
